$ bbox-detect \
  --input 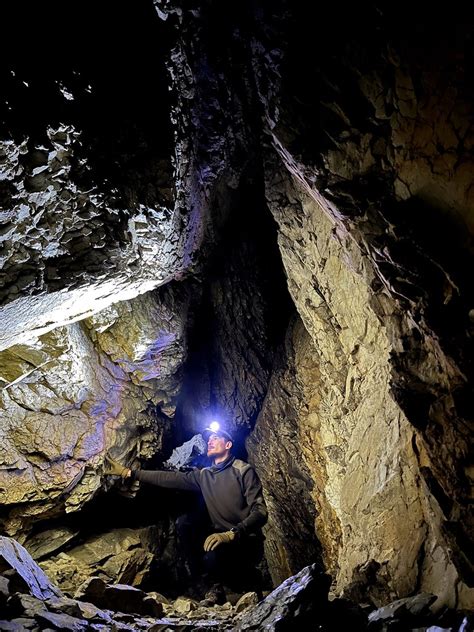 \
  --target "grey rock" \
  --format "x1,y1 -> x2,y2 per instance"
74,576 -> 106,602
164,434 -> 207,469
35,611 -> 88,631
10,620 -> 37,630
142,595 -> 164,617
24,528 -> 79,561
368,593 -> 437,624
0,575 -> 10,612
0,537 -> 62,600
6,593 -> 49,618
44,594 -> 112,623
235,564 -> 331,630
101,583 -> 153,616
0,622 -> 27,632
